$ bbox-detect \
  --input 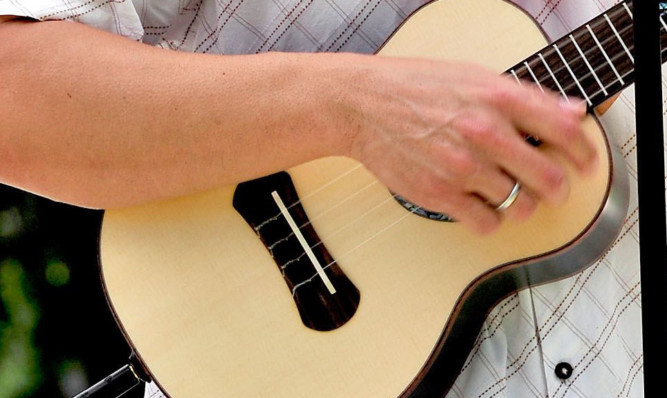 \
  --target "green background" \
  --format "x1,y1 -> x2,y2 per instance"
0,183 -> 144,398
